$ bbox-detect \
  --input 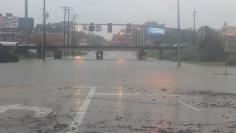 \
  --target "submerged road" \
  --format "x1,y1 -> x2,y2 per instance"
0,51 -> 236,133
